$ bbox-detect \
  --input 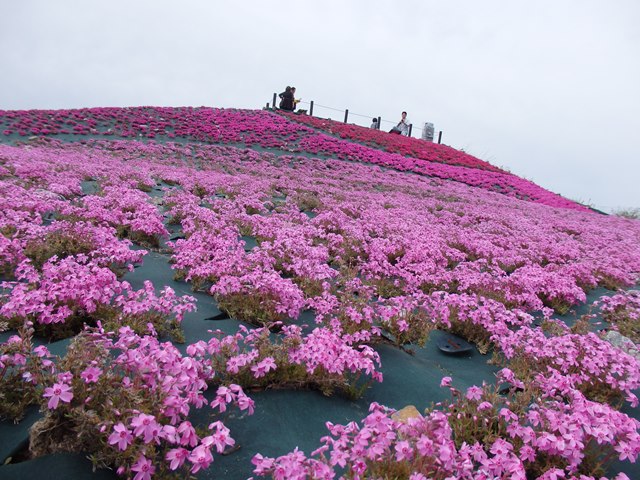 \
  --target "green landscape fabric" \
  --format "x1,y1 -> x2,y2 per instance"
1,452 -> 116,479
